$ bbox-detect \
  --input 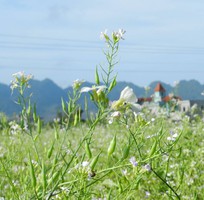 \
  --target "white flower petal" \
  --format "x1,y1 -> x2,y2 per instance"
80,87 -> 93,93
120,86 -> 137,103
130,103 -> 141,112
96,85 -> 106,94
